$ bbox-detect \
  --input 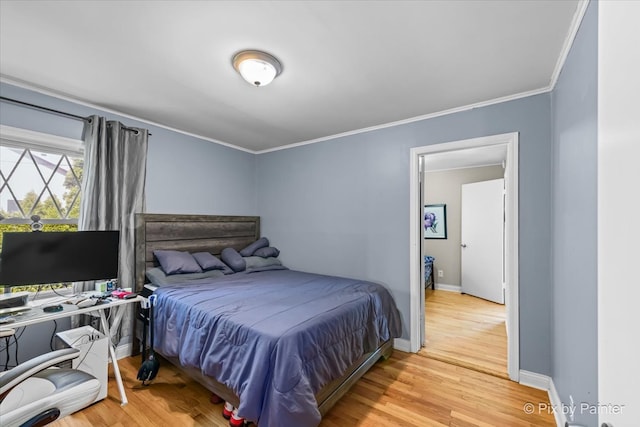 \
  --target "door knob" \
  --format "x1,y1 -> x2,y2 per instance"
461,244 -> 467,248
